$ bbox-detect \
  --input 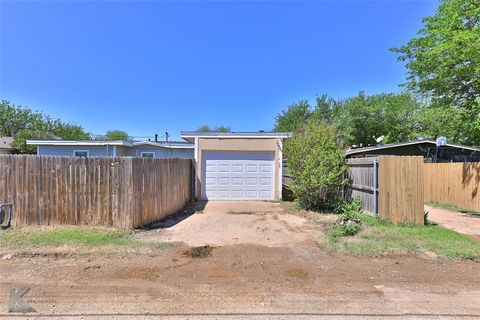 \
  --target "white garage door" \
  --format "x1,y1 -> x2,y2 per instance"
202,151 -> 275,200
